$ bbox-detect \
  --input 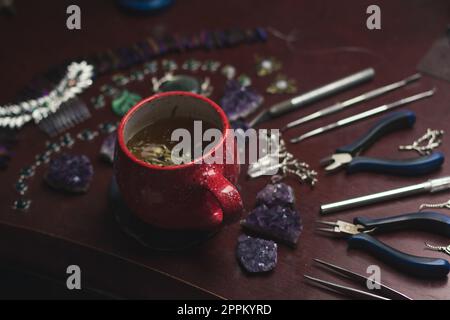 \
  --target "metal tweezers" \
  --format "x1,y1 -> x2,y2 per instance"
304,259 -> 412,300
